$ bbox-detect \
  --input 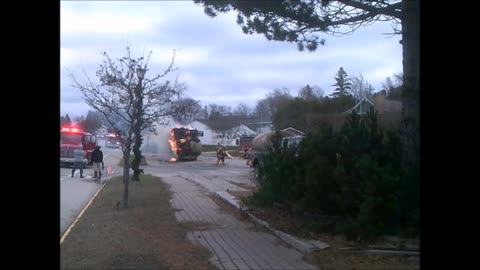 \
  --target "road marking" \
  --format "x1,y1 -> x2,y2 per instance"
60,180 -> 107,244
